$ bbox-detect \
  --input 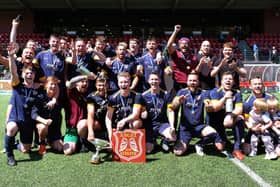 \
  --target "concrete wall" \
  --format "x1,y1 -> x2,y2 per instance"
264,9 -> 280,33
0,11 -> 34,33
0,9 -> 279,34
